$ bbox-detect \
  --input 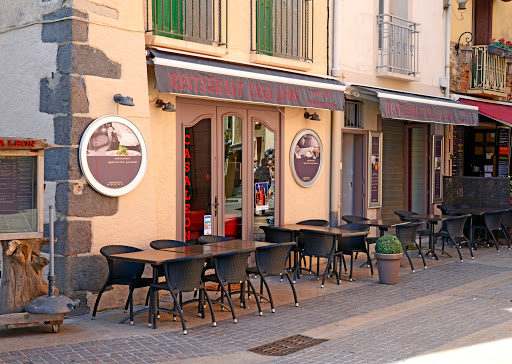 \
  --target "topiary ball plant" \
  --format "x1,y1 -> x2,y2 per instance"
375,234 -> 402,254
